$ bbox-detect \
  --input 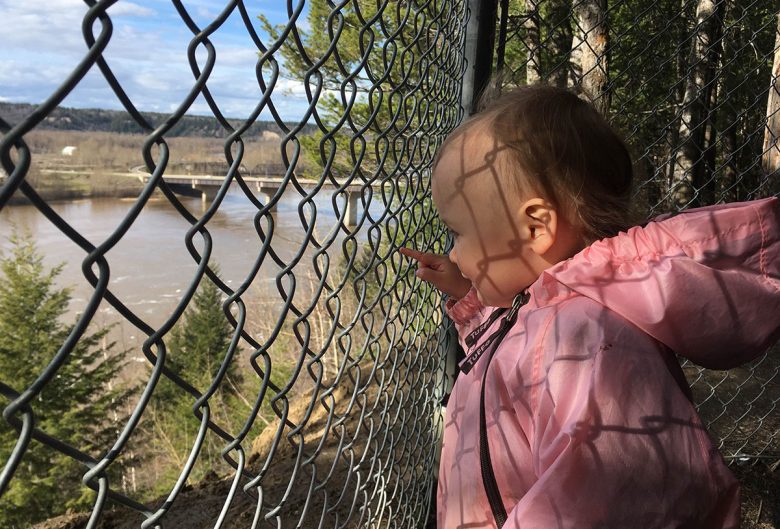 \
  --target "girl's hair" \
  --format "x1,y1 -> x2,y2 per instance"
445,84 -> 637,243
